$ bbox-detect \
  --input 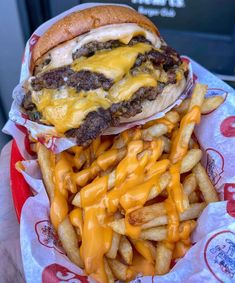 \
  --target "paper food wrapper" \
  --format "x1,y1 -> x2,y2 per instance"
2,3 -> 235,283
